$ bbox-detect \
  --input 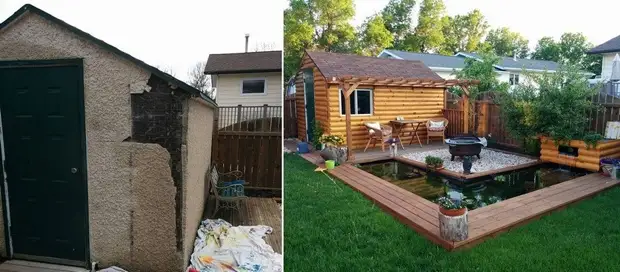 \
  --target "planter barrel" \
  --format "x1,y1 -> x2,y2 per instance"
439,209 -> 468,242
